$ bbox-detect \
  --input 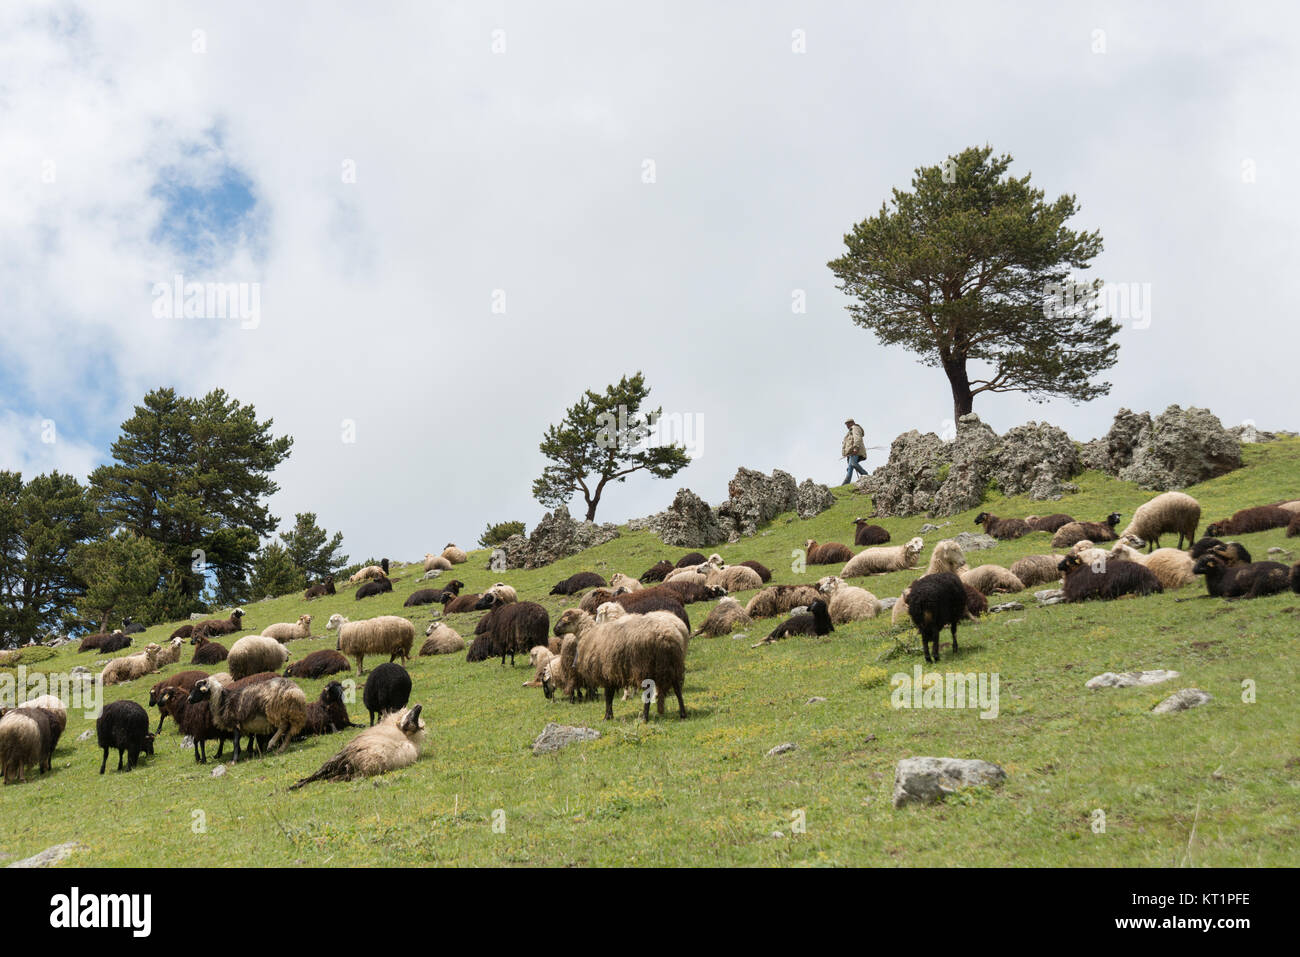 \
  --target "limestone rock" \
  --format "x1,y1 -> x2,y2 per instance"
532,722 -> 601,755
892,757 -> 1007,808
